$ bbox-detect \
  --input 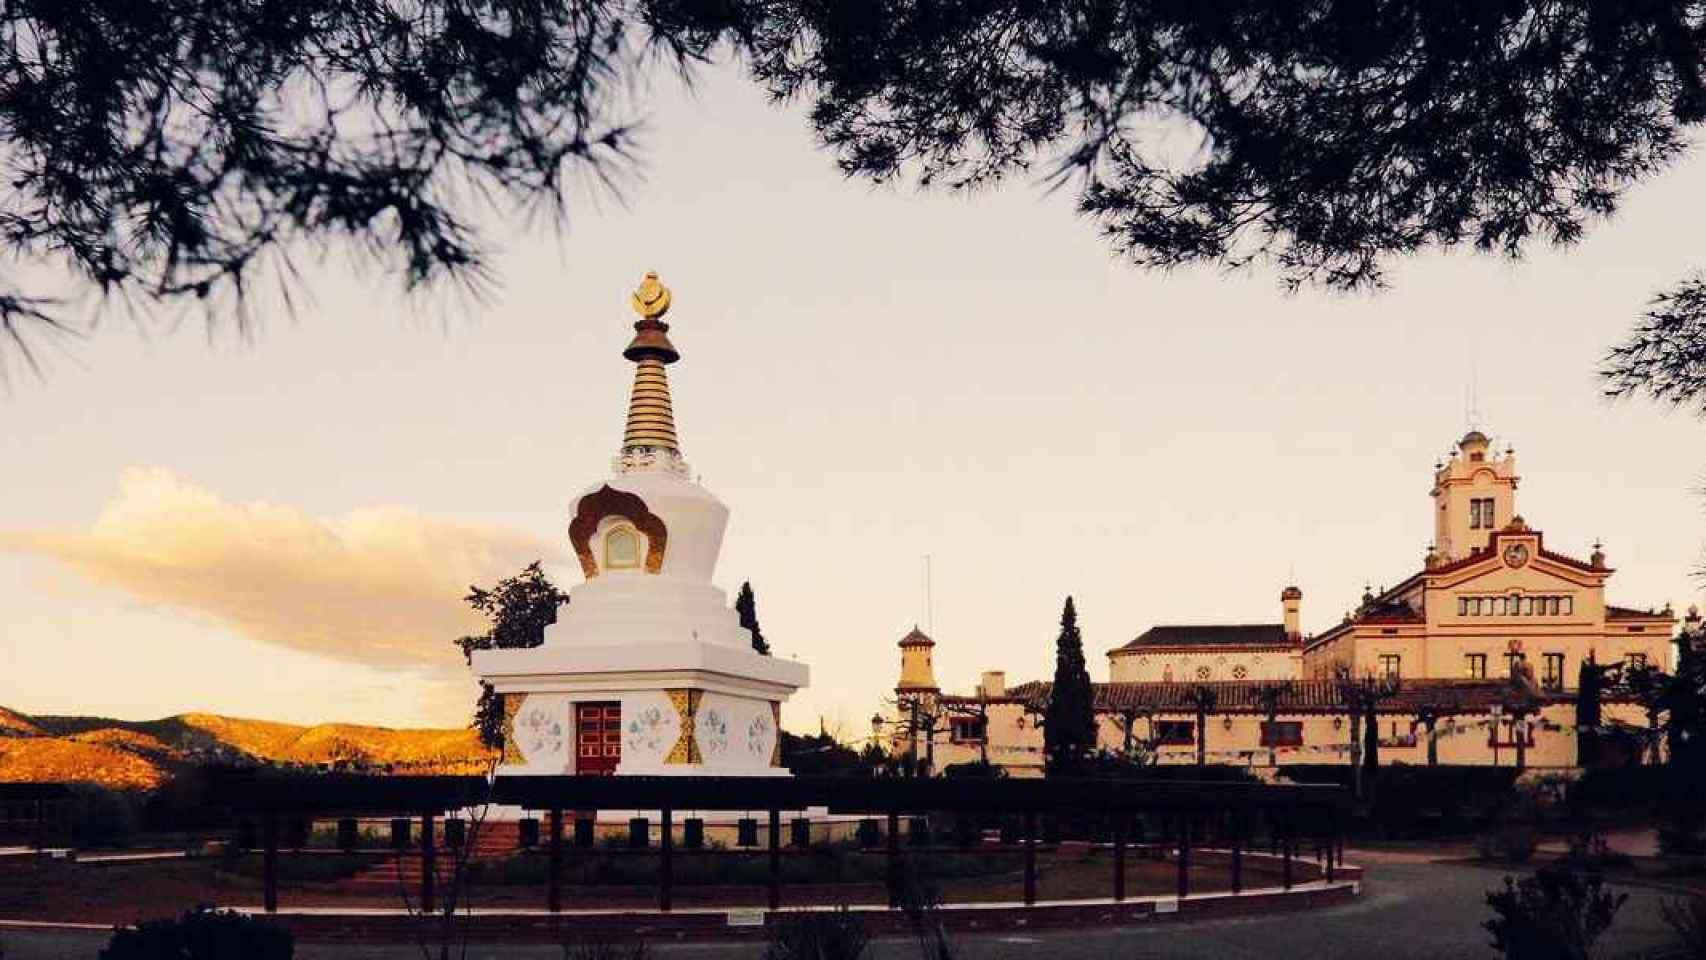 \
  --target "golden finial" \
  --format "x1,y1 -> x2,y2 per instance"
631,271 -> 672,320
